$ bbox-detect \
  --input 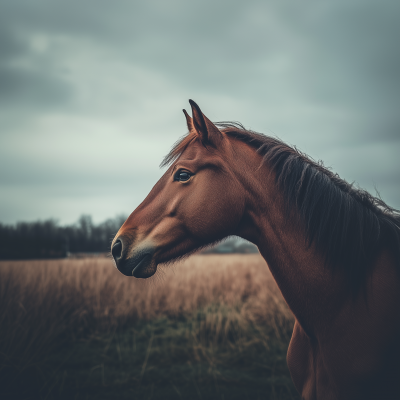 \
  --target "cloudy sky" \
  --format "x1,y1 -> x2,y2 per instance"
0,0 -> 399,225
